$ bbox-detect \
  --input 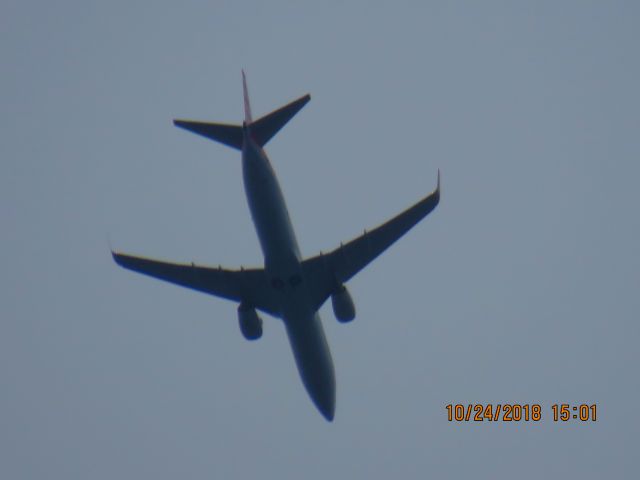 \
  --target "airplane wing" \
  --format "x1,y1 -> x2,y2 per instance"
302,172 -> 440,311
112,252 -> 281,317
